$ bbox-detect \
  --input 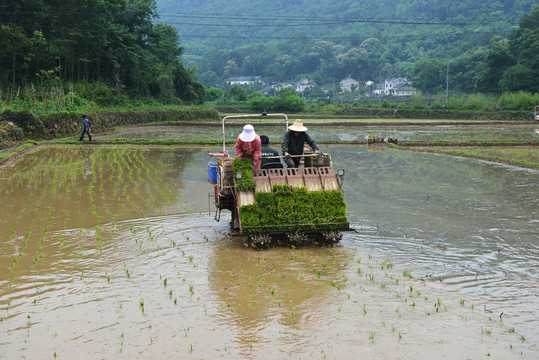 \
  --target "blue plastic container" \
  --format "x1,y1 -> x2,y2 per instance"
208,162 -> 218,184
